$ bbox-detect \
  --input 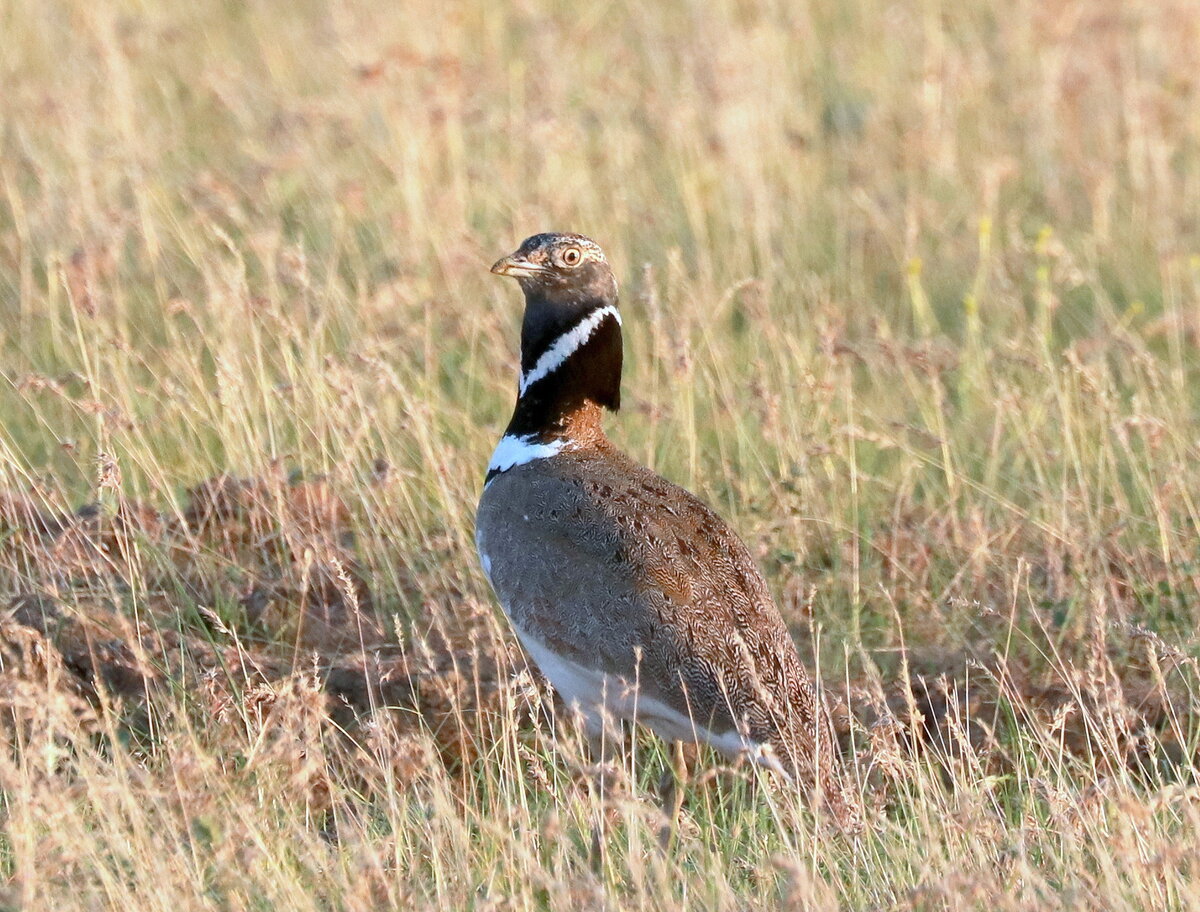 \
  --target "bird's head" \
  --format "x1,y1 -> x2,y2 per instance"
491,233 -> 617,307
490,232 -> 623,415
